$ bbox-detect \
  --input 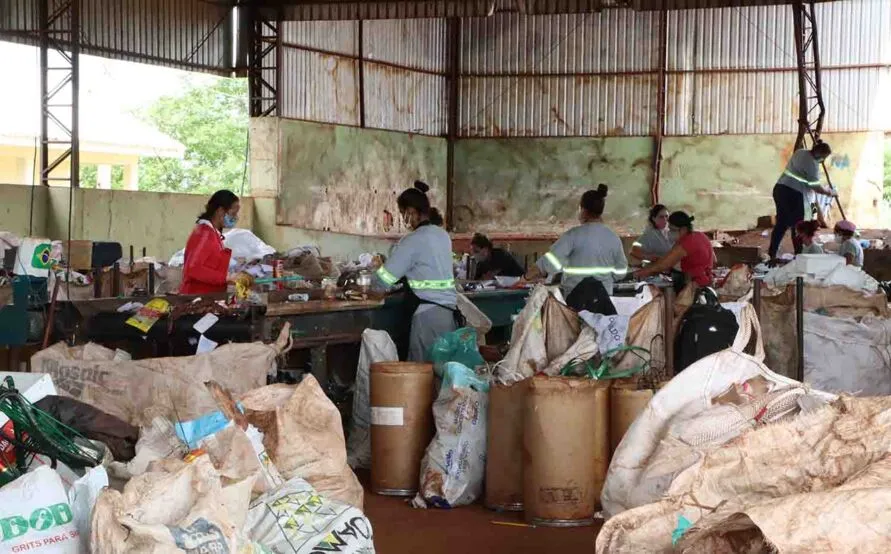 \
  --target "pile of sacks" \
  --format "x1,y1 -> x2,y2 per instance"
597,346 -> 891,553
1,325 -> 376,554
